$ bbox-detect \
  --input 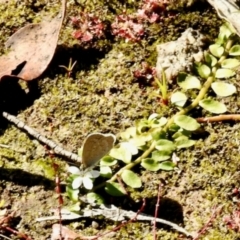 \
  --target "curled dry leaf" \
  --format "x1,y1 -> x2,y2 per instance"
0,0 -> 66,81
51,224 -> 80,240
51,224 -> 97,240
